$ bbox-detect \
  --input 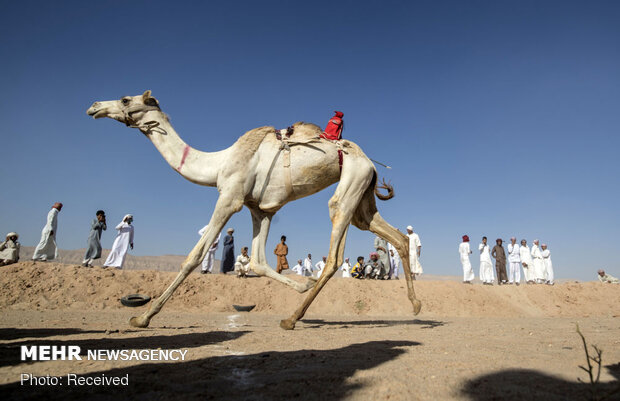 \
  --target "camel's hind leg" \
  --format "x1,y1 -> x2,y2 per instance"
129,195 -> 243,328
351,186 -> 422,316
247,207 -> 315,293
280,167 -> 371,330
